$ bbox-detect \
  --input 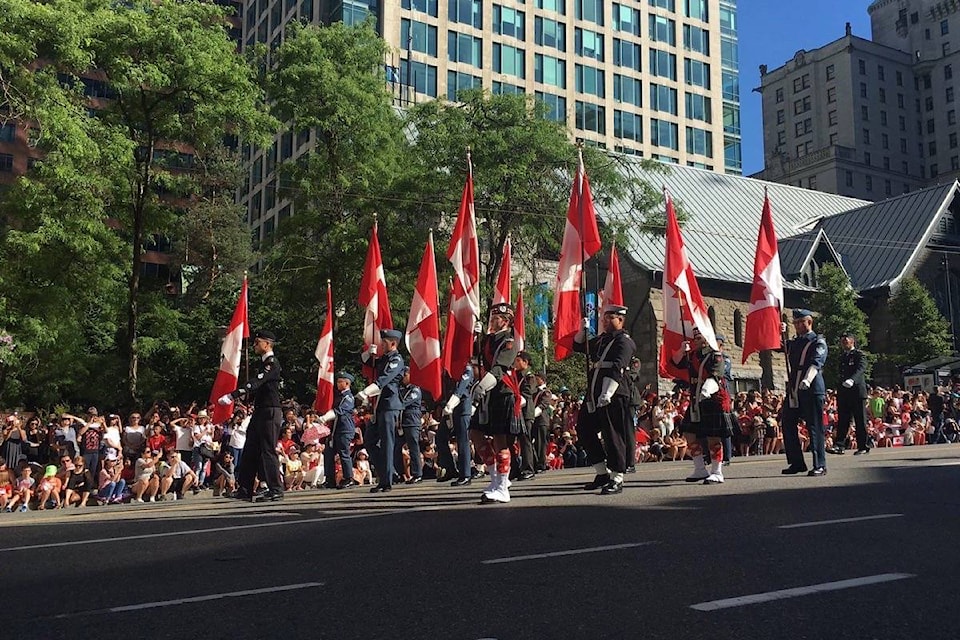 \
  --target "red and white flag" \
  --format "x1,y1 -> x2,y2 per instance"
359,221 -> 393,381
406,231 -> 442,400
658,191 -> 717,381
599,243 -> 624,310
742,191 -> 784,363
554,151 -> 602,360
514,287 -> 526,352
444,153 -> 481,378
313,281 -> 335,412
494,235 -> 511,305
209,276 -> 249,423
